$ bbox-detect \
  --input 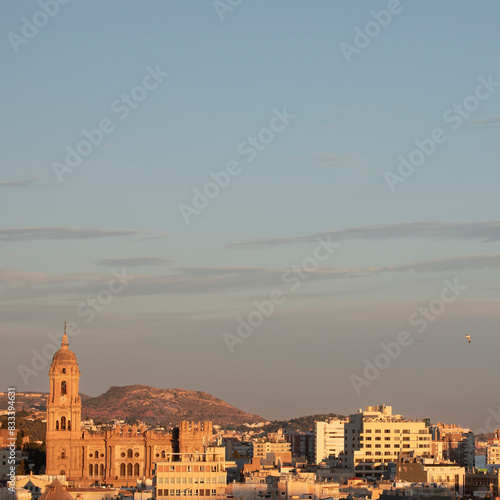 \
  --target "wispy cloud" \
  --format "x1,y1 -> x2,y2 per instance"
2,254 -> 499,301
227,221 -> 500,250
0,227 -> 144,243
95,257 -> 173,267
0,176 -> 42,188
